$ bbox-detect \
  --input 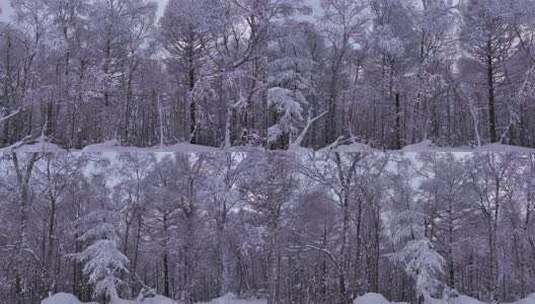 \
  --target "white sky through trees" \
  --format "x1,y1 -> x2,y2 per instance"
0,0 -> 170,21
